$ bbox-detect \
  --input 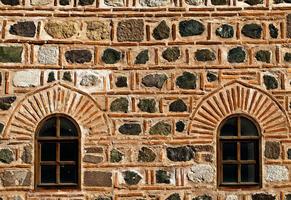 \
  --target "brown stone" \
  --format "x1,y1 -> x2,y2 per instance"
264,141 -> 280,159
85,147 -> 103,153
84,171 -> 112,187
83,155 -> 103,164
117,19 -> 144,42
44,21 -> 77,39
1,170 -> 31,187
86,21 -> 110,41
